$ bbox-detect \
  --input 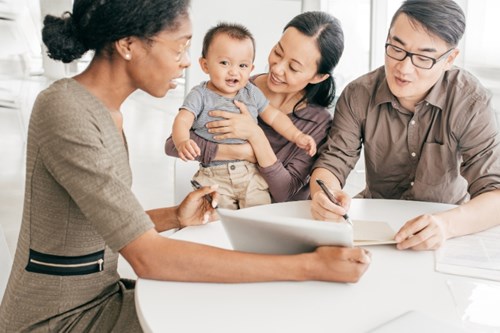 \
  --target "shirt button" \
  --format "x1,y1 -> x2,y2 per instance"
411,152 -> 416,157
410,120 -> 416,125
230,165 -> 236,170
